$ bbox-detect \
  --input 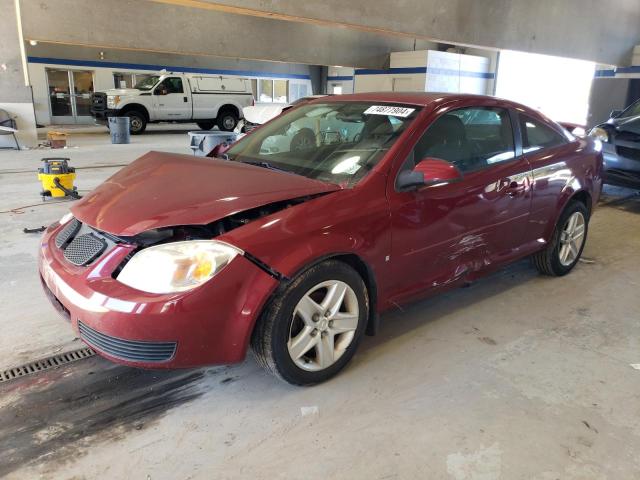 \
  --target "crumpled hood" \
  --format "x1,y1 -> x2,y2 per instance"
71,151 -> 340,236
607,114 -> 640,135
